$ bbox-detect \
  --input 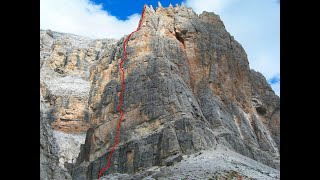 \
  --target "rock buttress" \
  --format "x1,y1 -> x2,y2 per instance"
71,4 -> 280,179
